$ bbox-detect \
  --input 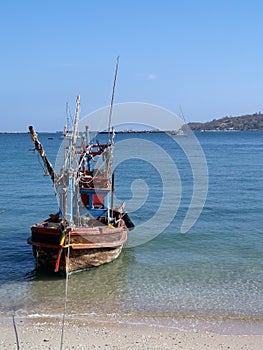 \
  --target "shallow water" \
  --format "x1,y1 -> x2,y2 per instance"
0,131 -> 263,334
